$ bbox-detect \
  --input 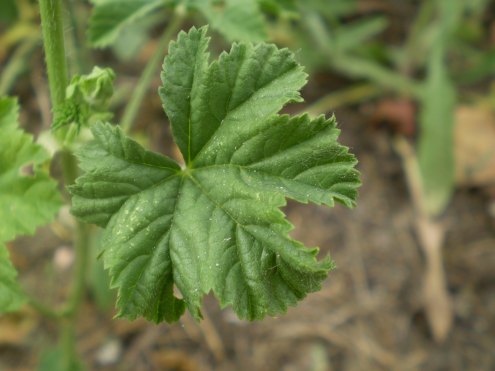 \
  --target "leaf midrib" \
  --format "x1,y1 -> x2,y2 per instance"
190,61 -> 304,165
